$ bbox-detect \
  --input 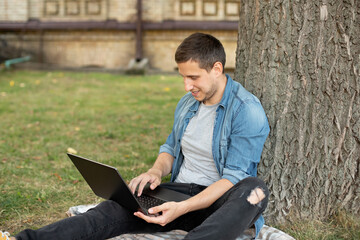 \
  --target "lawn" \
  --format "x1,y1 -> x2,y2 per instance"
0,70 -> 183,233
0,70 -> 359,239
